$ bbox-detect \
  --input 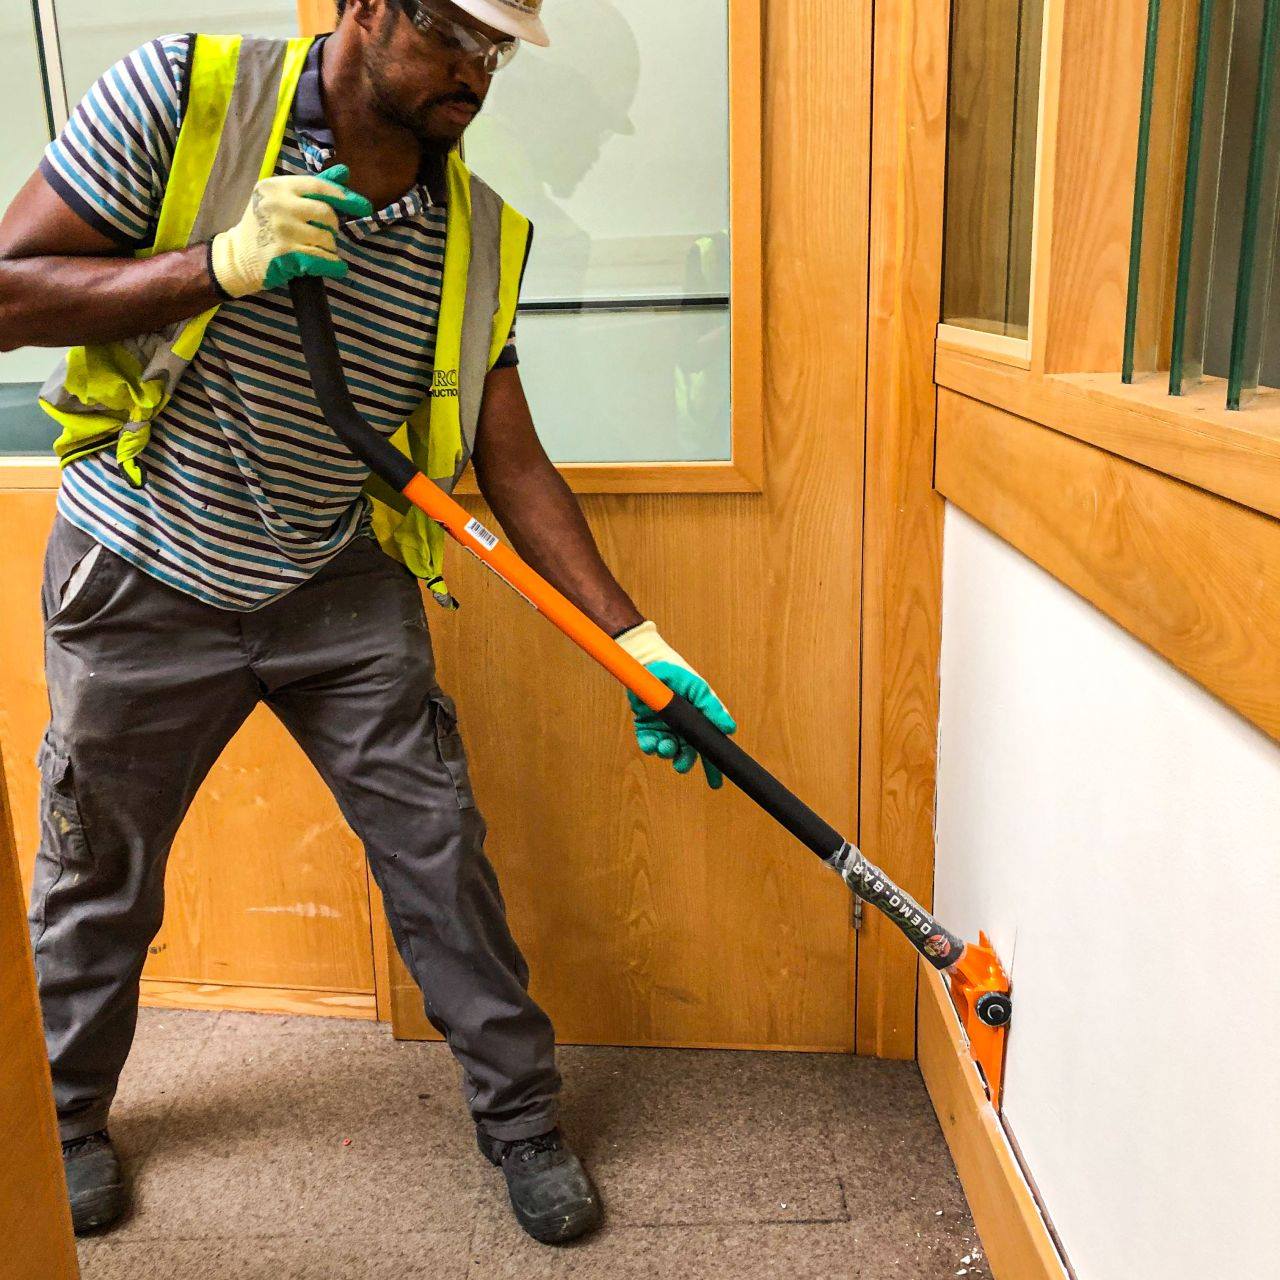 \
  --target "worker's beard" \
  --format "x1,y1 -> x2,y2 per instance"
364,15 -> 475,154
